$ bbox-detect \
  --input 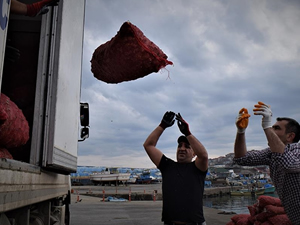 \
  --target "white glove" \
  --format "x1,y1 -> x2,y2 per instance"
253,102 -> 272,130
236,108 -> 250,134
